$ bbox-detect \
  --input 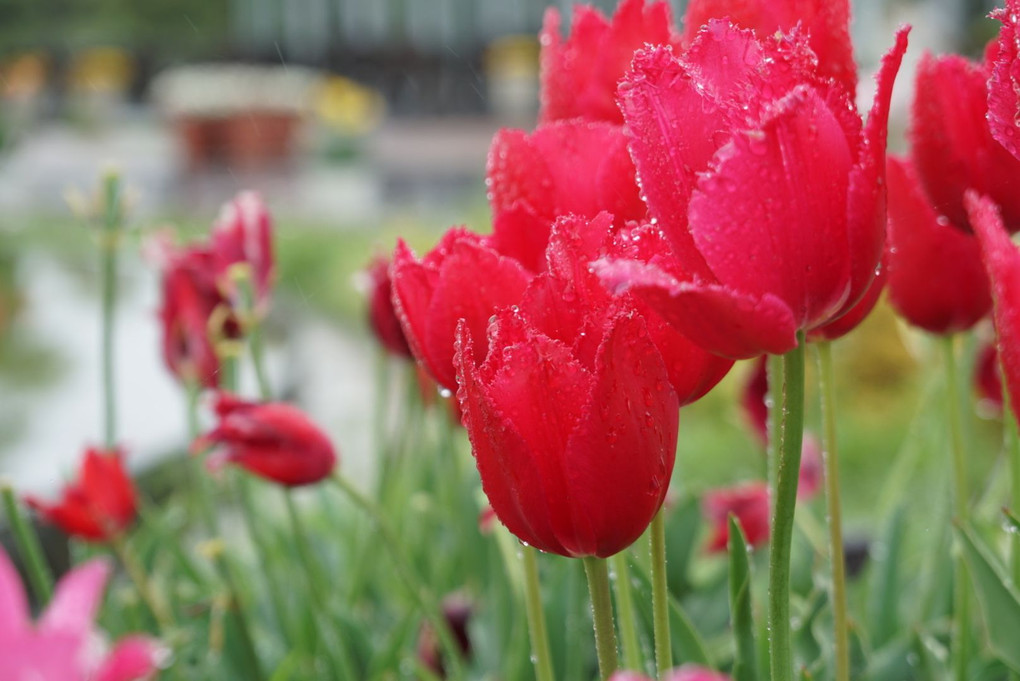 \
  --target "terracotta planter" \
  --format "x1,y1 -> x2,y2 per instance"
223,111 -> 300,170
